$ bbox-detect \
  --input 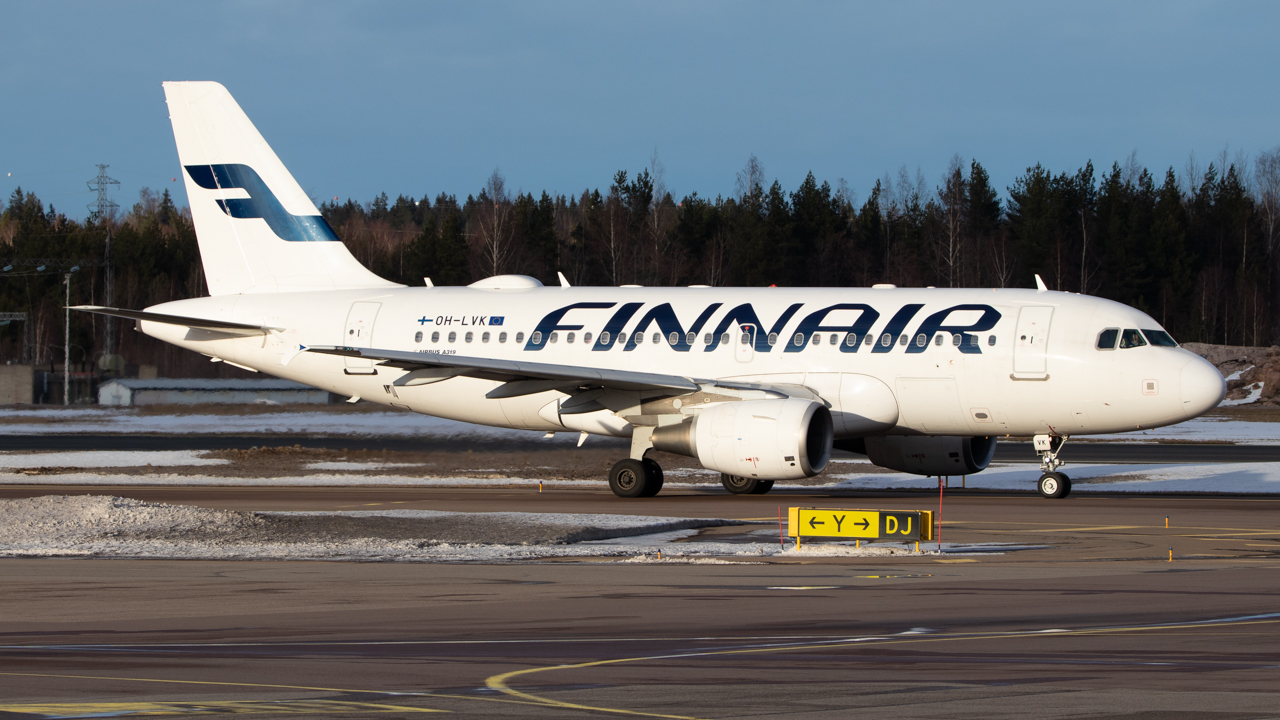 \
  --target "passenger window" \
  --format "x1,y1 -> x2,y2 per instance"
617,332 -> 627,344
652,332 -> 661,344
414,331 -> 423,343
864,334 -> 873,346
1119,328 -> 1146,349
548,332 -> 558,344
685,332 -> 695,345
794,333 -> 804,346
934,334 -> 943,346
431,331 -> 440,343
987,334 -> 996,347
951,334 -> 961,346
498,332 -> 507,343
740,332 -> 750,345
899,334 -> 908,346
845,333 -> 856,346
599,331 -> 610,345
880,333 -> 891,347
465,331 -> 473,343
635,332 -> 644,344
448,331 -> 457,343
721,332 -> 730,345
516,332 -> 525,343
1096,328 -> 1118,350
482,331 -> 490,343
812,333 -> 822,345
583,332 -> 592,345
829,333 -> 838,345
915,333 -> 926,347
704,333 -> 713,345
529,331 -> 540,344
1142,329 -> 1178,347
566,332 -> 574,343
769,332 -> 779,346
